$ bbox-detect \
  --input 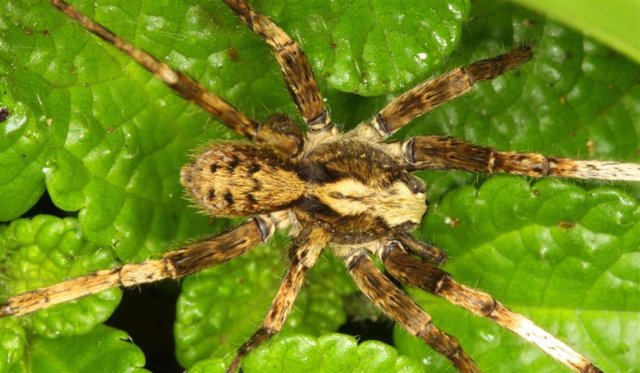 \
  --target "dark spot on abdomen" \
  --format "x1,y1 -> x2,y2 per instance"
247,193 -> 258,205
208,189 -> 216,200
210,163 -> 218,173
228,156 -> 240,171
224,191 -> 234,205
248,163 -> 261,174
